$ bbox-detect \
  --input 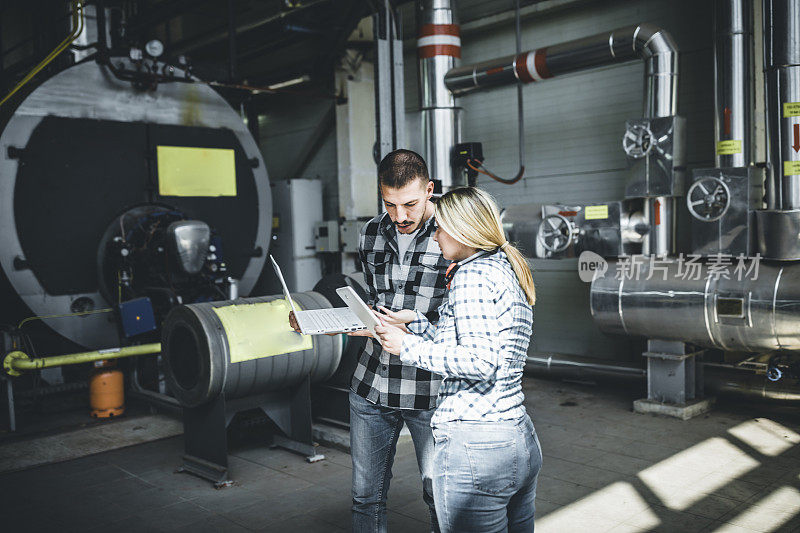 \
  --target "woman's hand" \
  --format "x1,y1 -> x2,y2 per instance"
375,319 -> 407,355
374,307 -> 415,333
